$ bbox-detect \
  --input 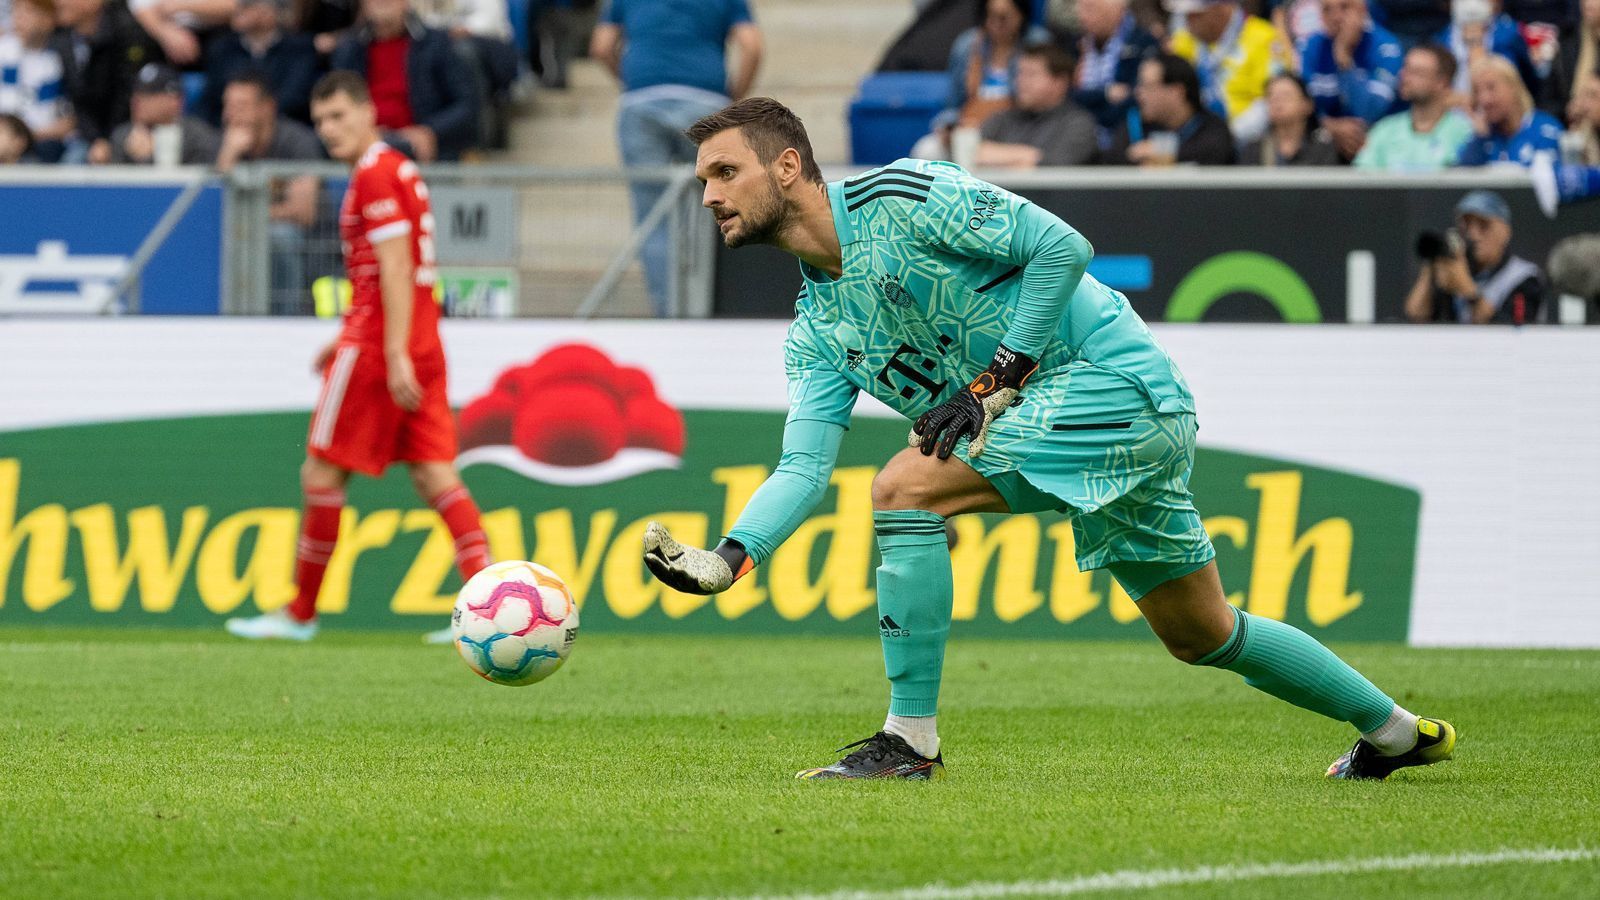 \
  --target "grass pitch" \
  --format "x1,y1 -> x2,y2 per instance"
2,629 -> 1597,898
